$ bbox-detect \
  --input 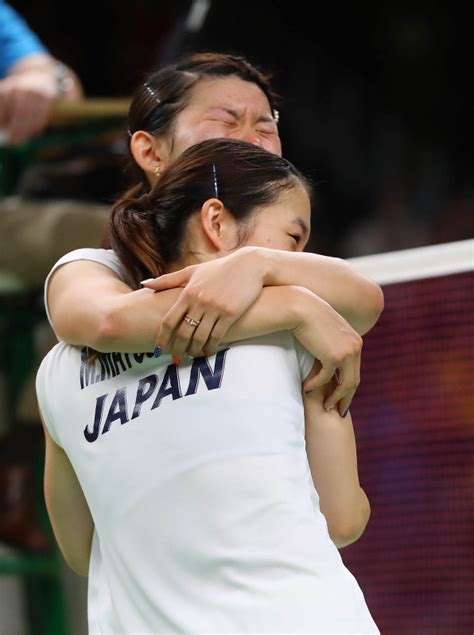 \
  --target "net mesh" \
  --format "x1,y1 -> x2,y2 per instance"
343,241 -> 473,634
